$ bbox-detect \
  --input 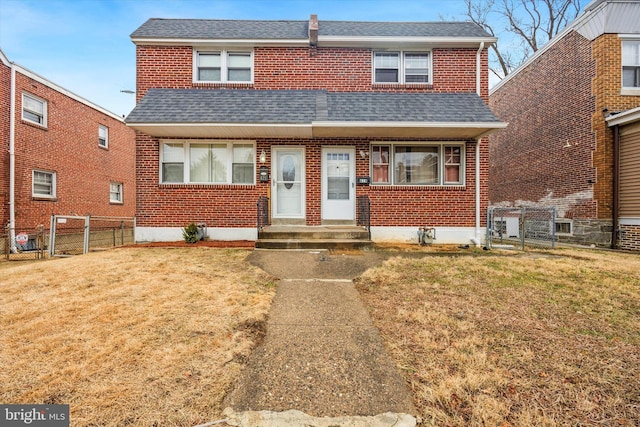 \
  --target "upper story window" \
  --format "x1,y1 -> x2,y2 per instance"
99,125 -> 109,148
622,40 -> 640,88
195,50 -> 253,83
161,140 -> 255,184
22,93 -> 48,127
373,51 -> 431,84
370,143 -> 464,186
33,170 -> 56,198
